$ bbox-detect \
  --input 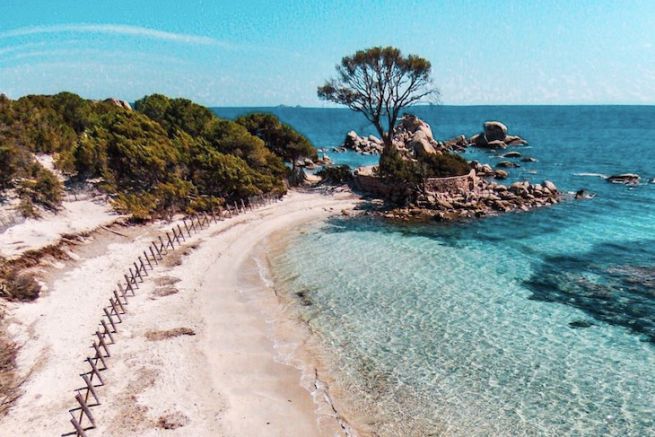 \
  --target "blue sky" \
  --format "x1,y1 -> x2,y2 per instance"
1,0 -> 654,106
